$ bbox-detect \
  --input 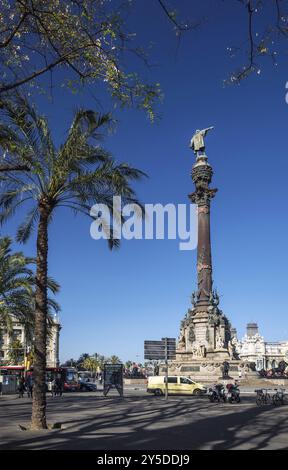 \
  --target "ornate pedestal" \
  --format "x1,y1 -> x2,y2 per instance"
172,292 -> 238,380
162,358 -> 243,383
